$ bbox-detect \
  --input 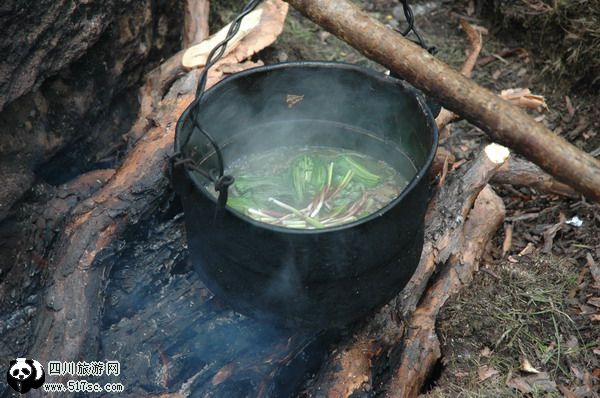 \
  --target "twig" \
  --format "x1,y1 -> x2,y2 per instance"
183,0 -> 210,48
435,19 -> 482,130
